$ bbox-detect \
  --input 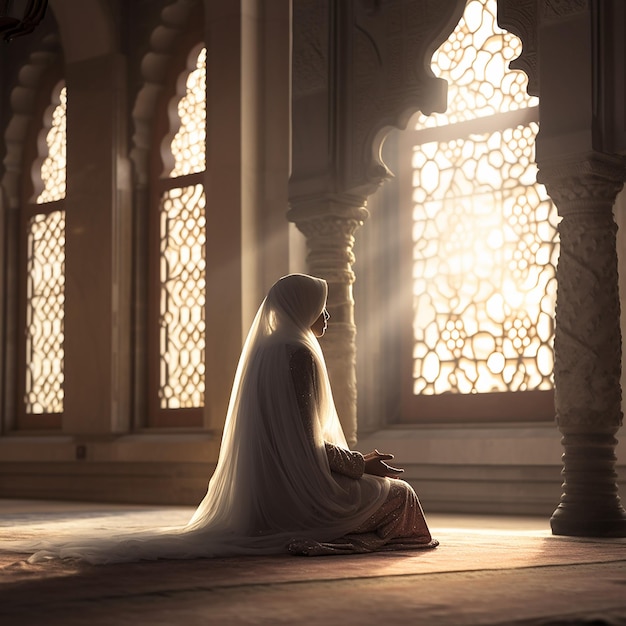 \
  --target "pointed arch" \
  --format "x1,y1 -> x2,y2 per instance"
1,33 -> 64,430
